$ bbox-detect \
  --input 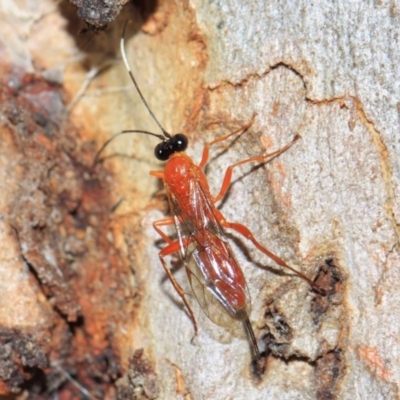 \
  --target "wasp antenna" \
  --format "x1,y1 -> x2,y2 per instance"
244,317 -> 261,361
93,129 -> 165,166
52,363 -> 98,400
121,20 -> 171,139
67,60 -> 116,114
